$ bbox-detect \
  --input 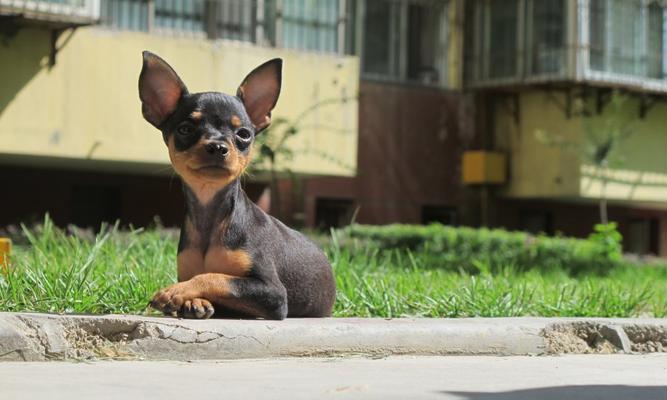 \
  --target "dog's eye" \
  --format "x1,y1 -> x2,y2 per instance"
177,124 -> 194,136
236,128 -> 252,142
